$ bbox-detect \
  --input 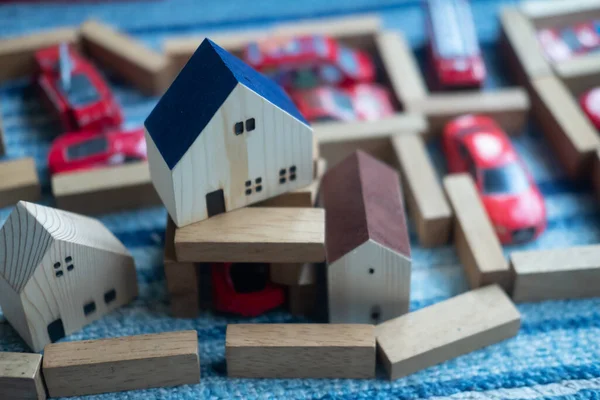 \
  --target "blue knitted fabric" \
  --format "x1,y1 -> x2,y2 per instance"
1,0 -> 600,399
